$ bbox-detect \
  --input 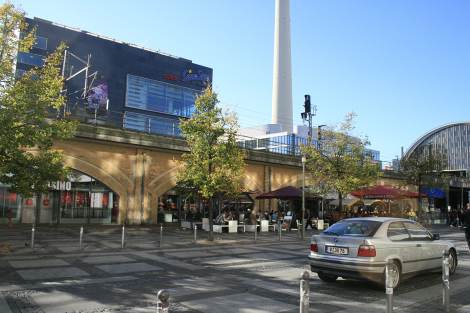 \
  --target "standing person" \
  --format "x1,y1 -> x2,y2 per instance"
462,204 -> 470,252
450,208 -> 460,227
